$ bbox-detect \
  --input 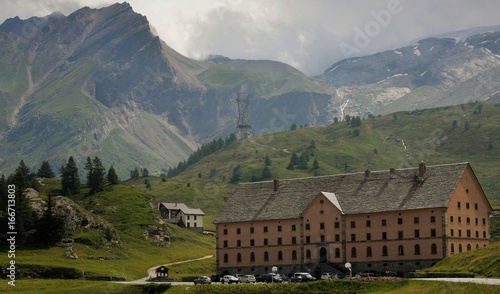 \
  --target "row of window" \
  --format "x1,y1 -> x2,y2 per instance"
457,201 -> 479,210
449,216 -> 486,225
222,243 -> 440,263
222,229 -> 442,248
450,229 -> 487,238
